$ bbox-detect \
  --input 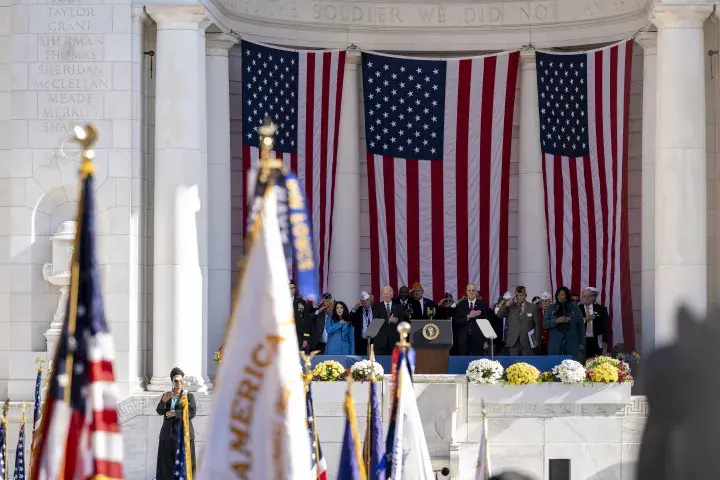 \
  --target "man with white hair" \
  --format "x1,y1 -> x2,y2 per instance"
579,286 -> 609,357
373,286 -> 405,355
350,291 -> 374,355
